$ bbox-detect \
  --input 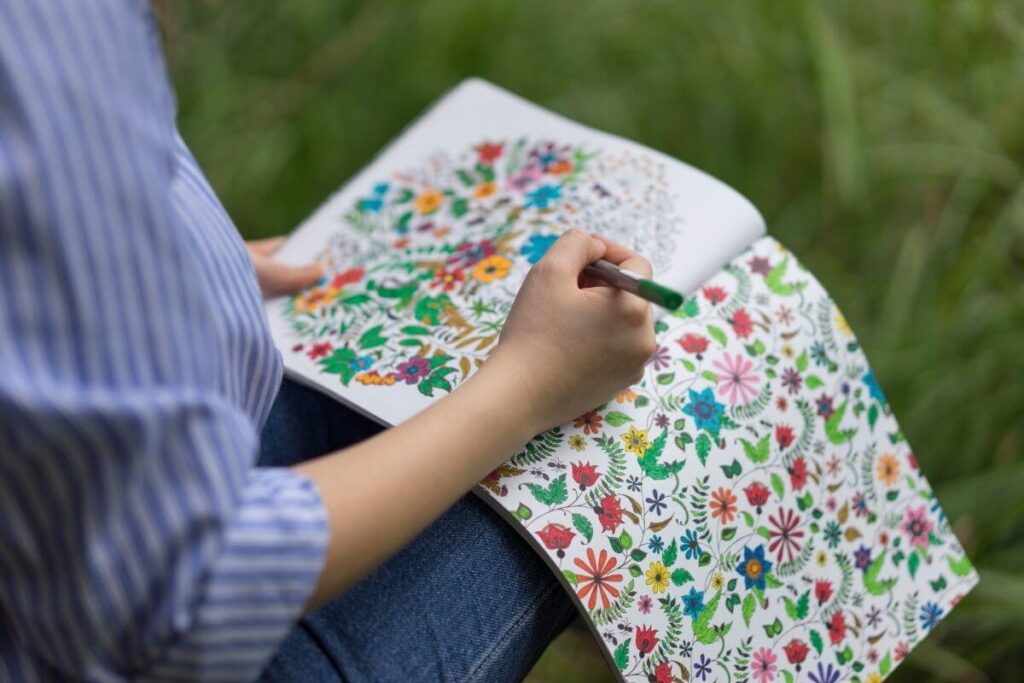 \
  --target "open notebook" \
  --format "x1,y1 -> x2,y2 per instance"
266,79 -> 976,682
